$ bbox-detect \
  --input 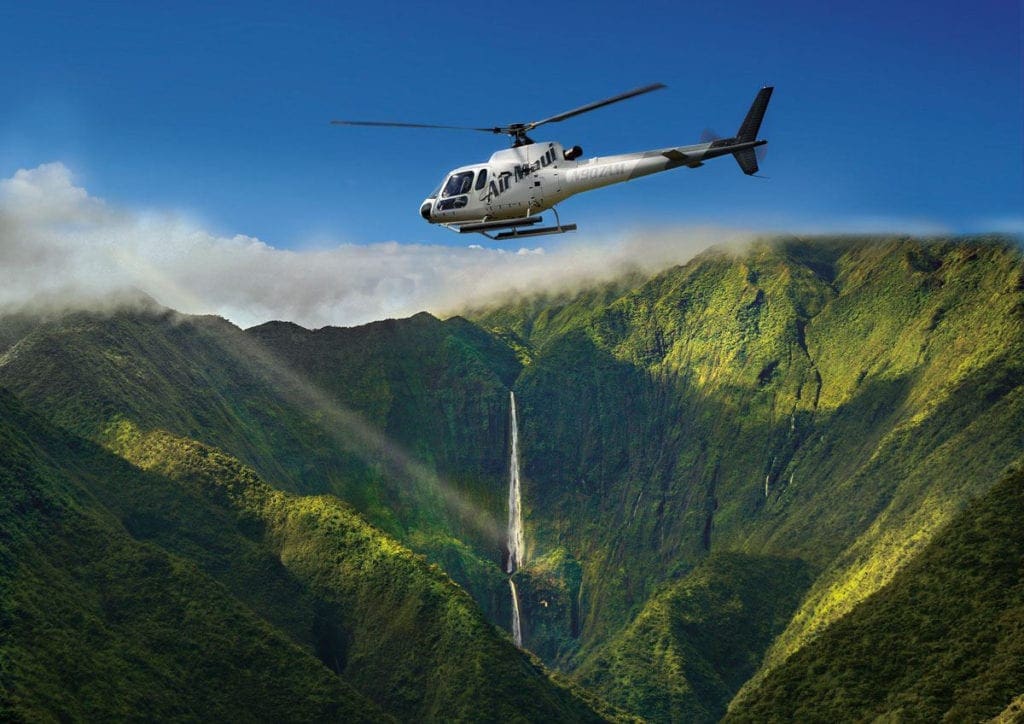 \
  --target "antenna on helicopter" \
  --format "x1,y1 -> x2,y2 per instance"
331,83 -> 667,147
